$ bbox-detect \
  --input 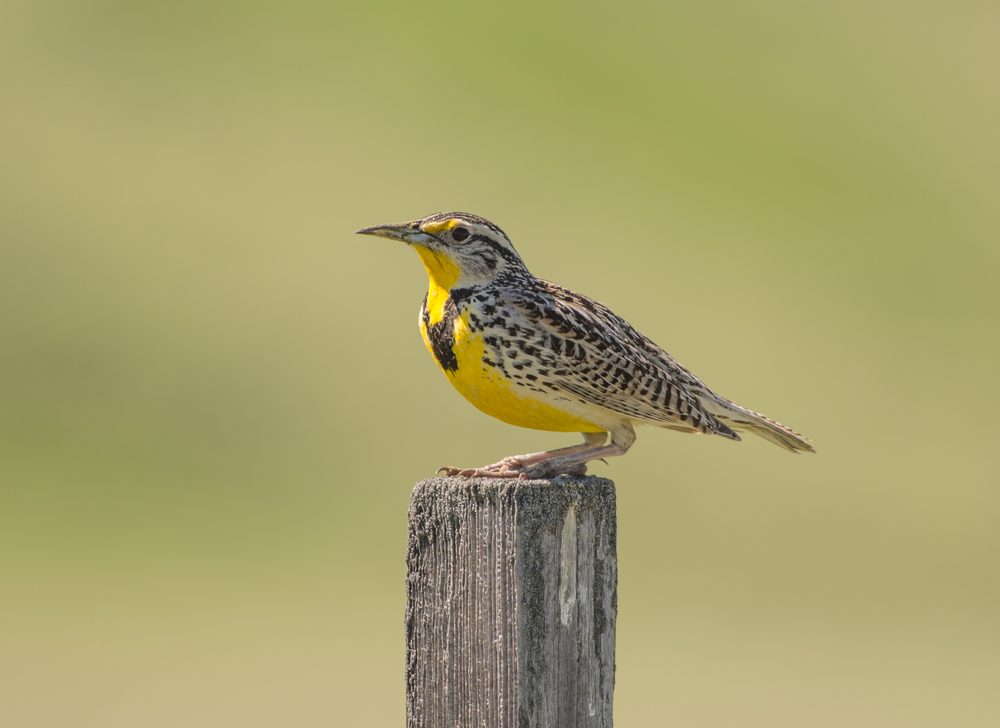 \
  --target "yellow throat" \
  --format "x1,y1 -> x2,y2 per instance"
415,245 -> 460,328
